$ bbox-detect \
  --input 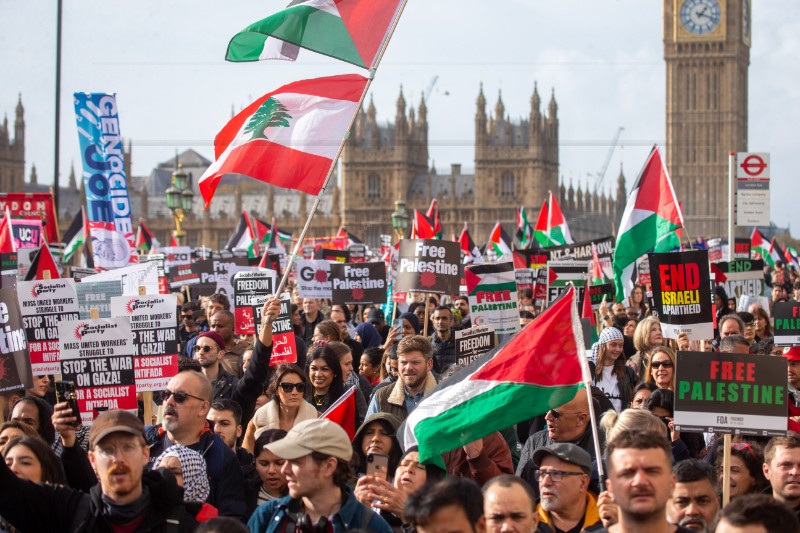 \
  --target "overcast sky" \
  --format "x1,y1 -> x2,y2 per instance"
1,0 -> 797,234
